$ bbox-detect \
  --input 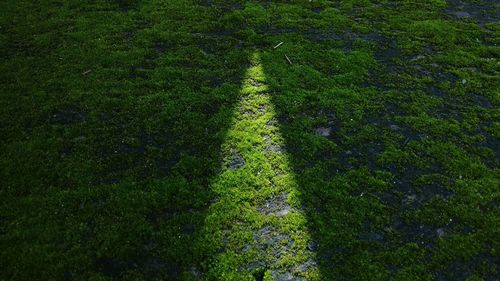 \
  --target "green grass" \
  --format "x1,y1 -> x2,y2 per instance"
0,0 -> 499,280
